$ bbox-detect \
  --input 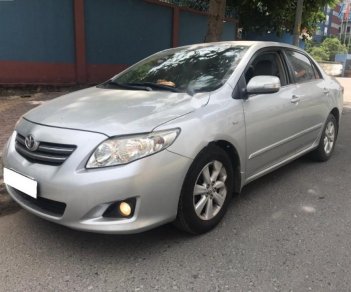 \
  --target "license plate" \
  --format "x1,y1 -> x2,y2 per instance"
3,168 -> 37,199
